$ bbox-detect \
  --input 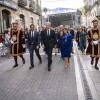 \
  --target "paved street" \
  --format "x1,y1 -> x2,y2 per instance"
0,51 -> 78,100
78,48 -> 100,100
75,41 -> 100,100
0,43 -> 100,100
